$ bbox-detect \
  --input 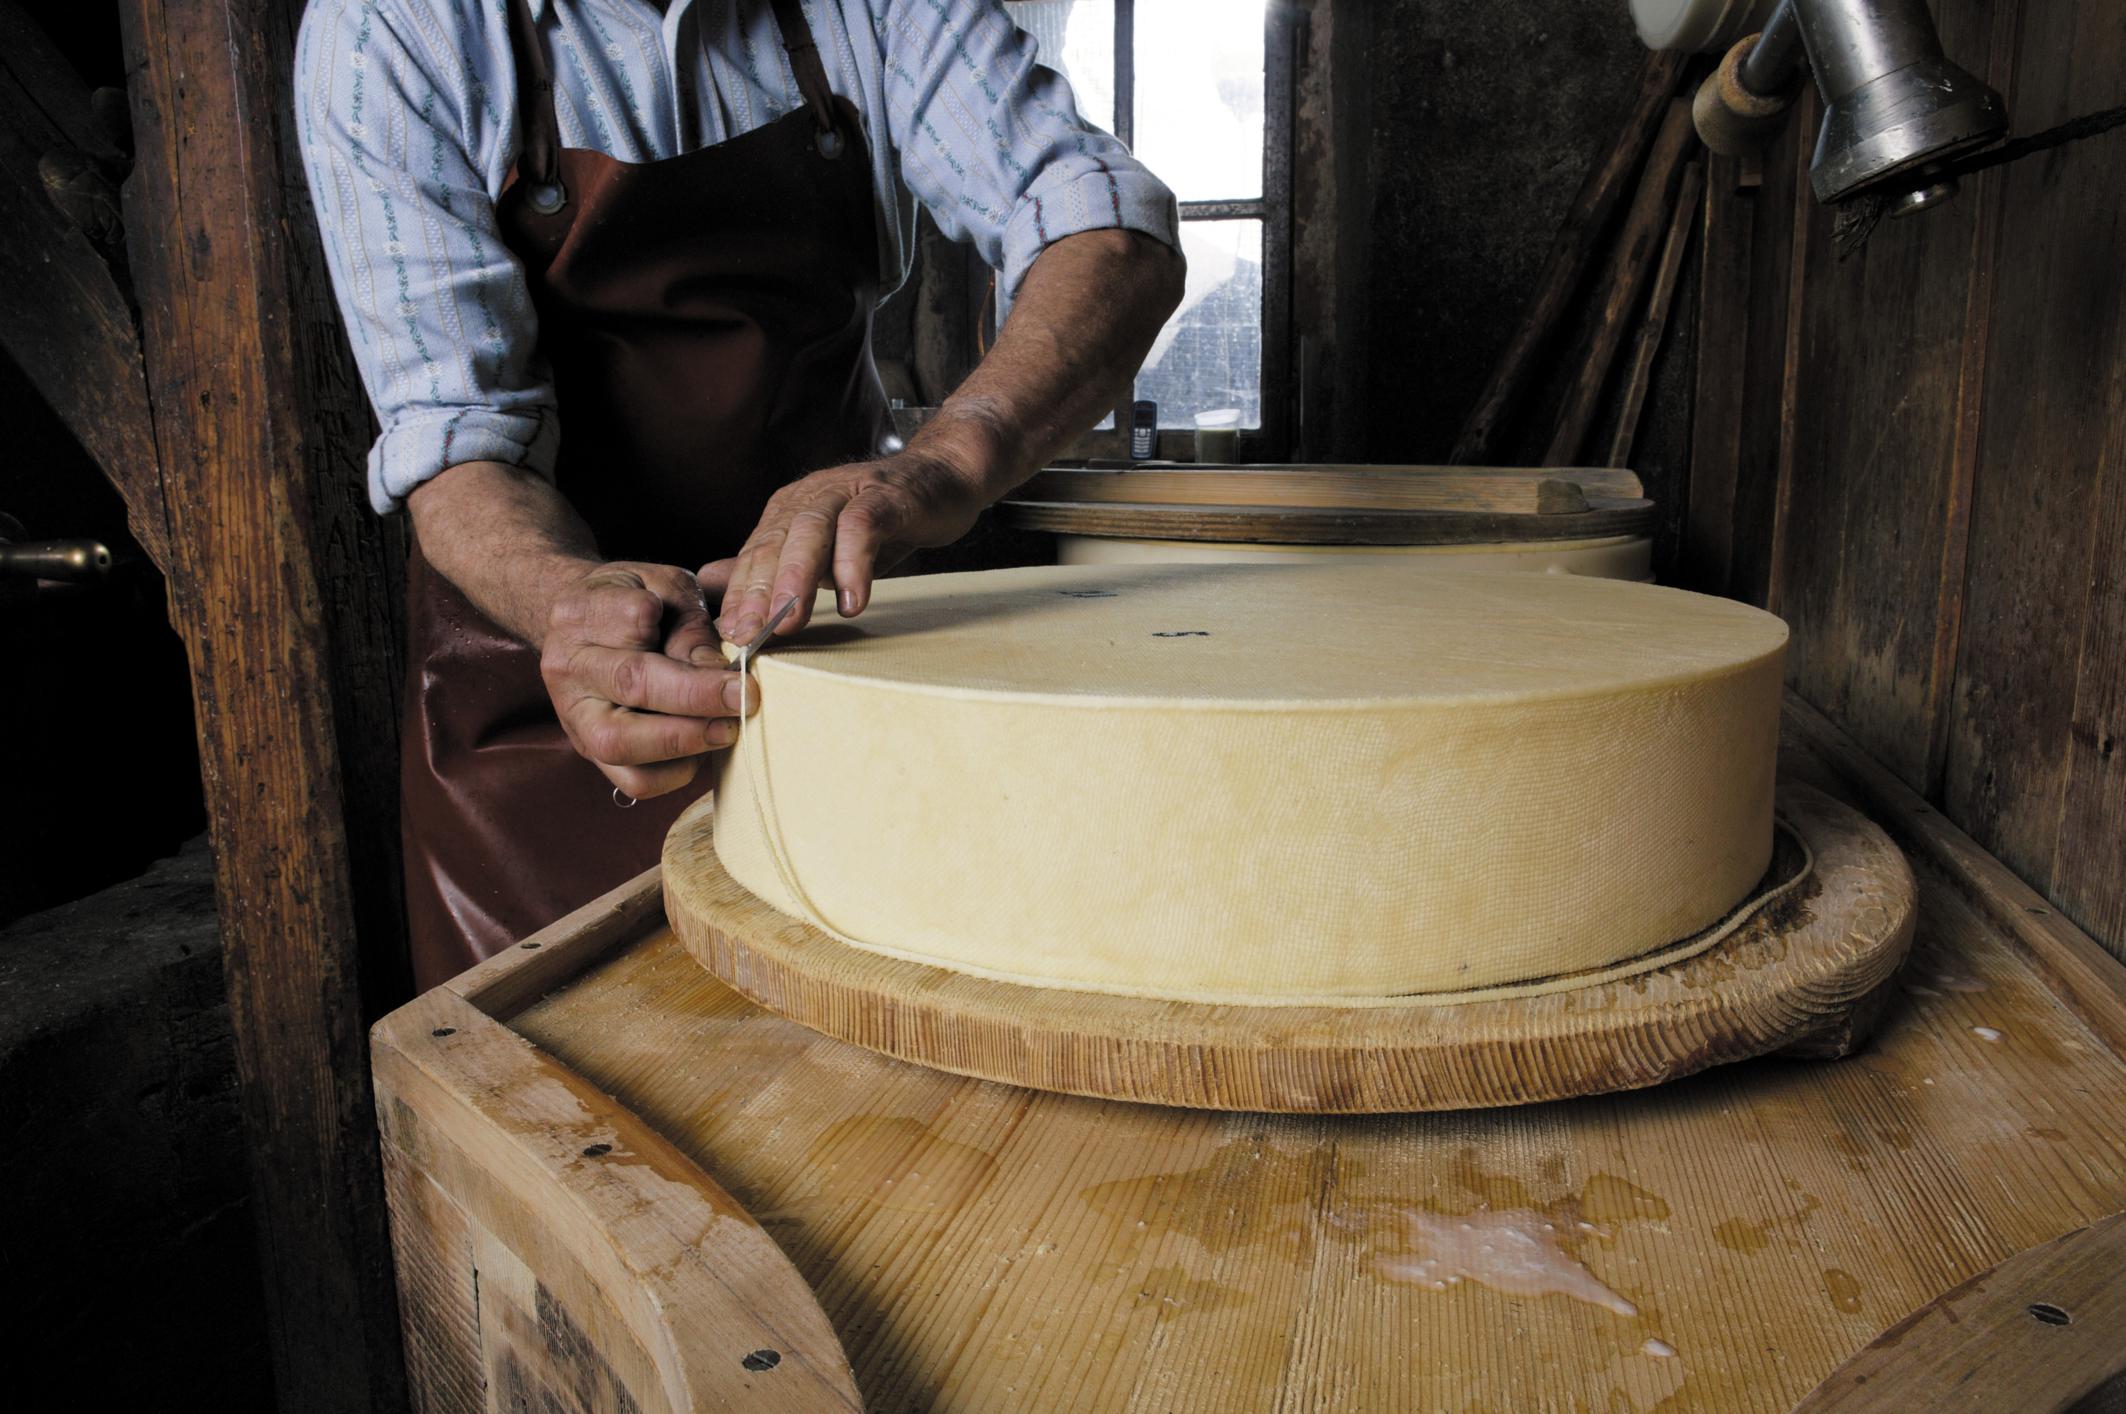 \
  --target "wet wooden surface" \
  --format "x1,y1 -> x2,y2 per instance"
501,745 -> 2126,1411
